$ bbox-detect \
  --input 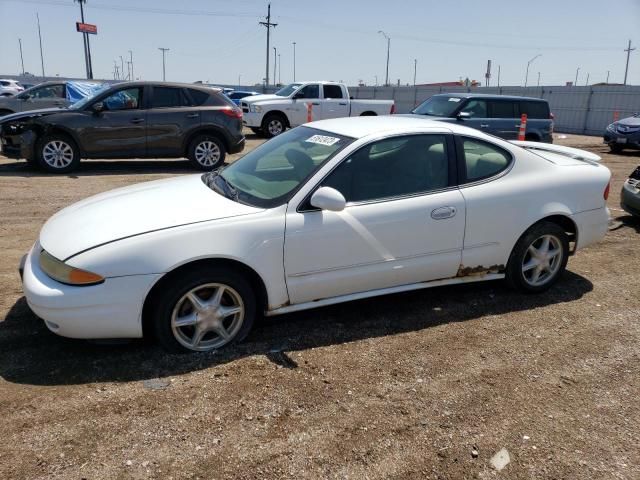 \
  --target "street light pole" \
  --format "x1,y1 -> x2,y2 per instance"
273,46 -> 277,86
575,67 -> 580,86
37,13 -> 46,77
524,54 -> 541,87
278,53 -> 281,85
413,58 -> 417,86
292,42 -> 296,82
378,30 -> 390,86
158,47 -> 169,81
537,71 -> 540,87
18,38 -> 25,75
128,50 -> 133,80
